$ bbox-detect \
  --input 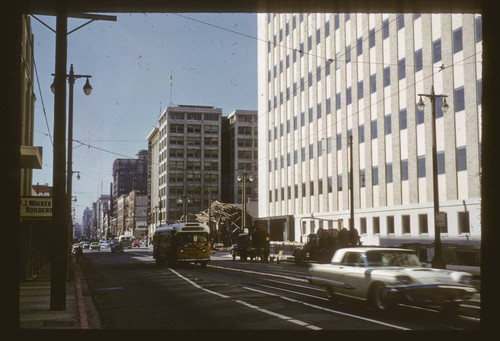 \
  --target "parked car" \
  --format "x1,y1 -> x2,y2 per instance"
110,241 -> 124,253
82,241 -> 91,249
89,242 -> 101,251
72,243 -> 82,253
132,240 -> 141,248
307,247 -> 477,314
99,240 -> 108,248
230,244 -> 238,260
